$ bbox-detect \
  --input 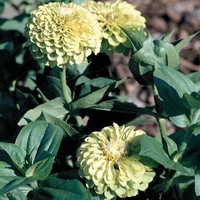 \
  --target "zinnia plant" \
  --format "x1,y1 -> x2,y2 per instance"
0,0 -> 199,199
82,0 -> 146,55
24,2 -> 102,68
77,123 -> 155,199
